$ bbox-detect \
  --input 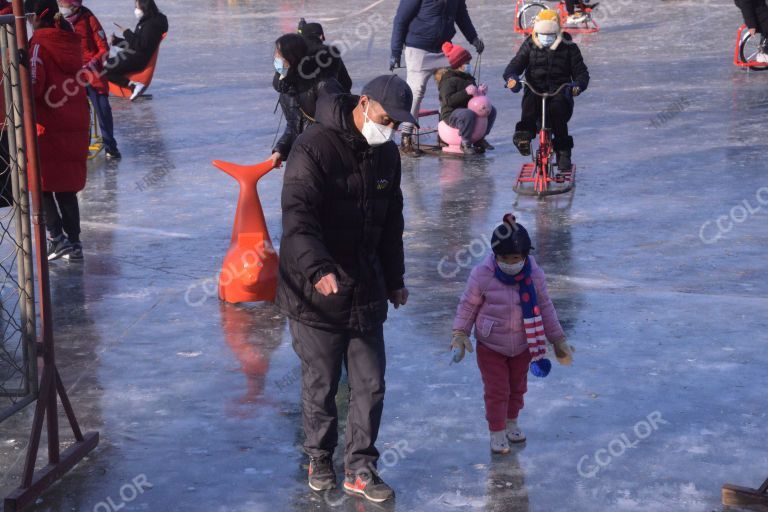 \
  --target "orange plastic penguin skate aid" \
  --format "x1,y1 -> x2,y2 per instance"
213,158 -> 279,303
